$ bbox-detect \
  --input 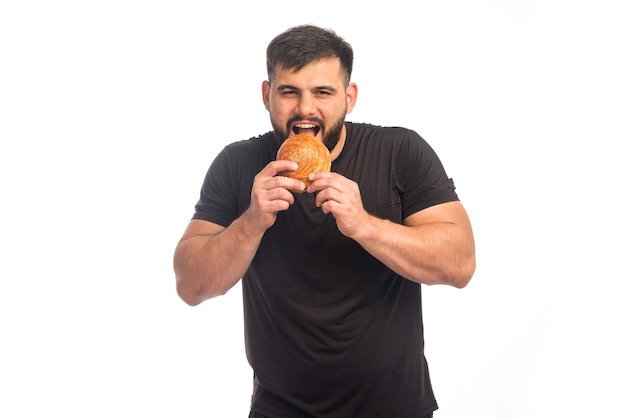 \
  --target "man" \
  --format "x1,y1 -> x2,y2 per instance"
174,24 -> 475,418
